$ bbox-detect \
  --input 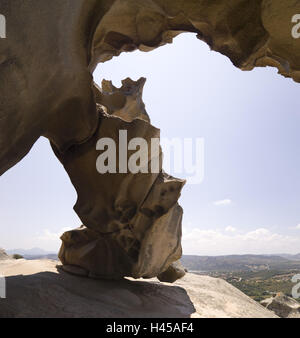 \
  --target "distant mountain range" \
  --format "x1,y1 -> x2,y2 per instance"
274,253 -> 300,261
182,254 -> 300,272
6,248 -> 58,260
6,247 -> 55,256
